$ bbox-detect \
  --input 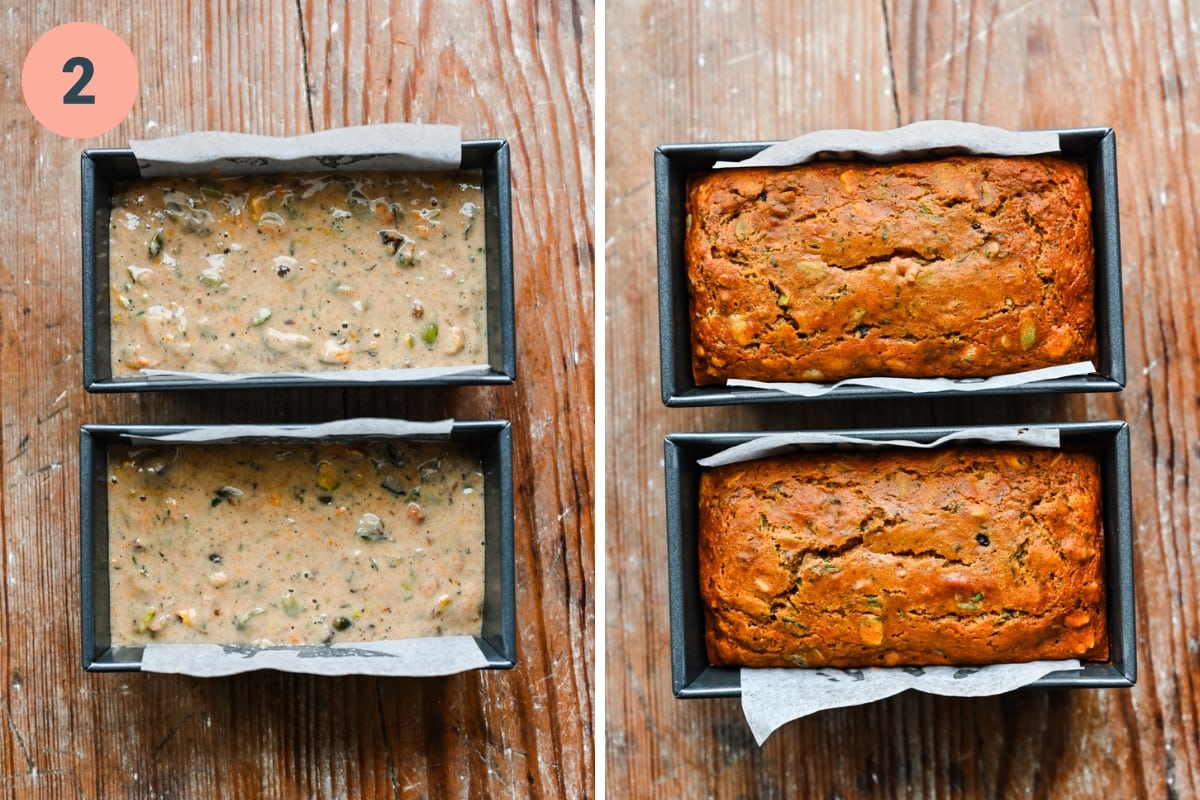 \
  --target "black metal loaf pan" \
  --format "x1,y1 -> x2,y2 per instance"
666,421 -> 1135,698
81,419 -> 515,673
83,140 -> 515,391
656,128 -> 1125,406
